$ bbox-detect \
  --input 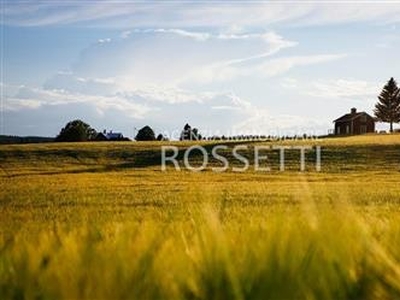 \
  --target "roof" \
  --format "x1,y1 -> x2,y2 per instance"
333,112 -> 373,123
106,132 -> 123,139
95,132 -> 108,140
